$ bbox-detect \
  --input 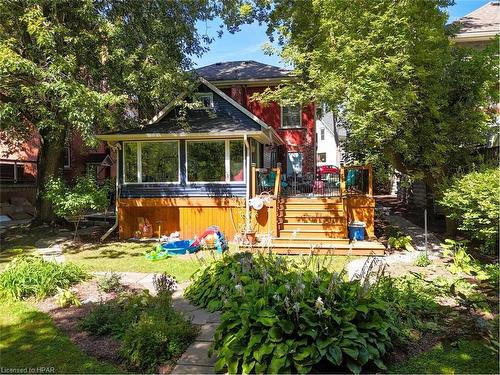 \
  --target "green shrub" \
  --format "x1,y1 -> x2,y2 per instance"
97,272 -> 123,293
414,253 -> 432,267
0,255 -> 88,300
79,290 -> 152,338
56,288 -> 81,308
120,304 -> 198,372
45,176 -> 109,240
439,168 -> 499,253
189,254 -> 396,373
80,290 -> 197,372
388,234 -> 414,251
